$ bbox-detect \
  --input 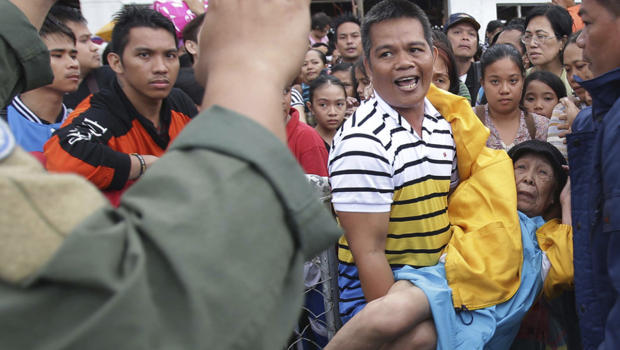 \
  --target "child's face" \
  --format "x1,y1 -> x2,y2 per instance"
522,80 -> 558,118
311,83 -> 346,131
